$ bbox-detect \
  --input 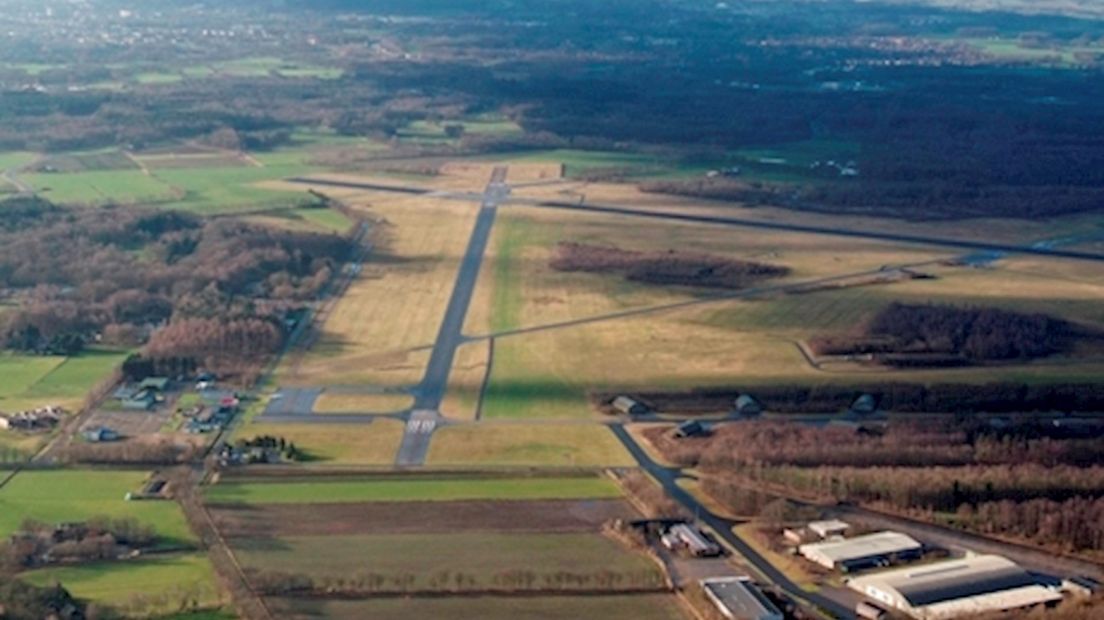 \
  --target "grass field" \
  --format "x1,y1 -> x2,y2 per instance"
232,532 -> 662,590
311,392 -> 413,414
205,475 -> 622,505
278,195 -> 478,387
232,419 -> 405,465
0,347 -> 127,413
26,170 -> 180,206
243,206 -> 355,234
427,423 -> 635,467
269,595 -> 688,620
20,553 -> 221,615
0,470 -> 195,545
